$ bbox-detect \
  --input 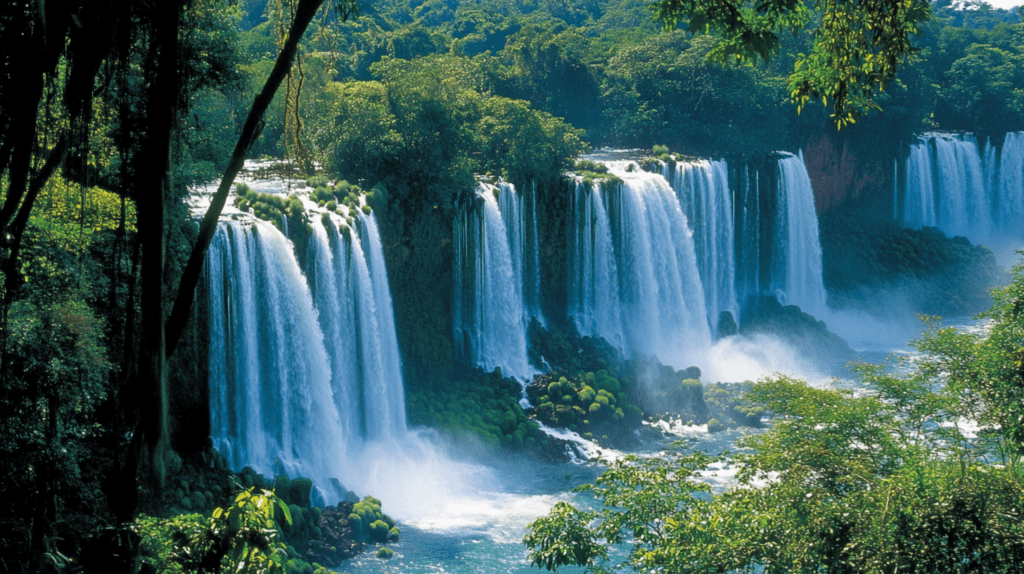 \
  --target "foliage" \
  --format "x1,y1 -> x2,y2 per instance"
135,488 -> 293,574
525,261 -> 1024,572
933,43 -> 1024,138
0,296 -> 113,568
912,258 -> 1024,462
650,0 -> 933,126
524,450 -> 719,572
527,370 -> 639,447
406,366 -> 545,452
